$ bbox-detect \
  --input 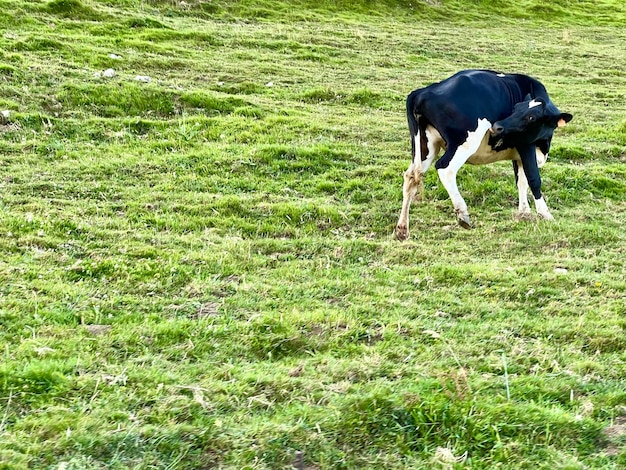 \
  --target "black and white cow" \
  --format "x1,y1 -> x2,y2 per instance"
395,69 -> 572,240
